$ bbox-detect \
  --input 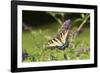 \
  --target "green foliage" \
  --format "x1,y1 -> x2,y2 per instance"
22,12 -> 90,62
22,27 -> 90,62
